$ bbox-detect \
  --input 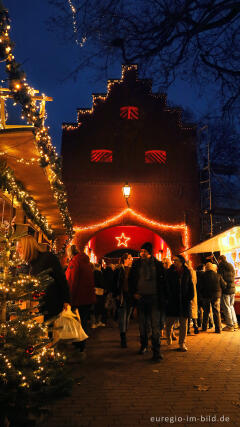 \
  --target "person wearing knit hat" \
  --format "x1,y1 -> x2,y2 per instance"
165,255 -> 194,352
140,242 -> 153,255
128,242 -> 166,362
